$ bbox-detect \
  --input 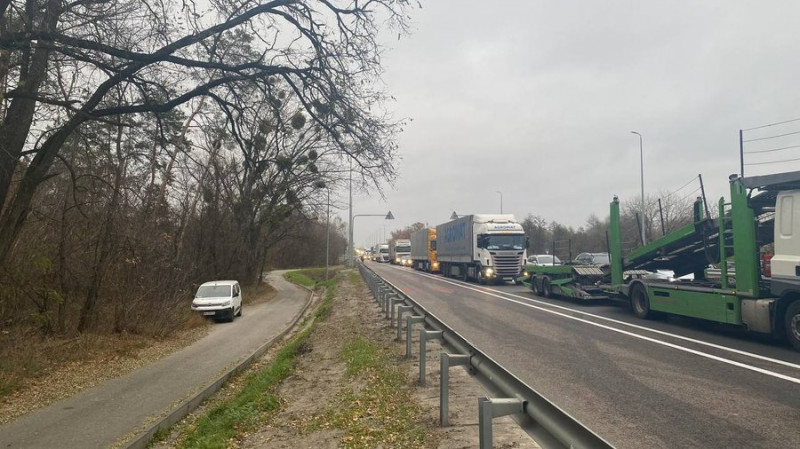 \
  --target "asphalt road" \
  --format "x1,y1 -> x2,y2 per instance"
0,271 -> 309,449
368,262 -> 800,449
